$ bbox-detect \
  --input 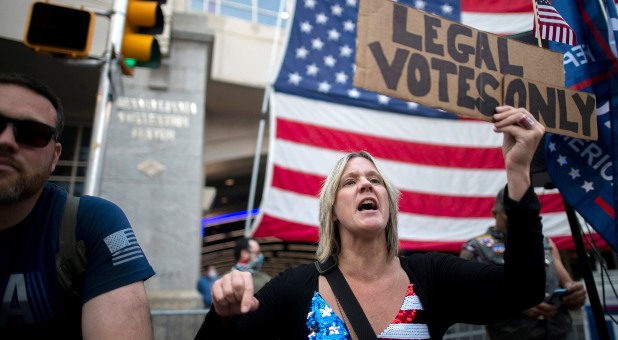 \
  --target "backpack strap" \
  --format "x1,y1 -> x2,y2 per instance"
55,195 -> 87,299
315,257 -> 377,339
